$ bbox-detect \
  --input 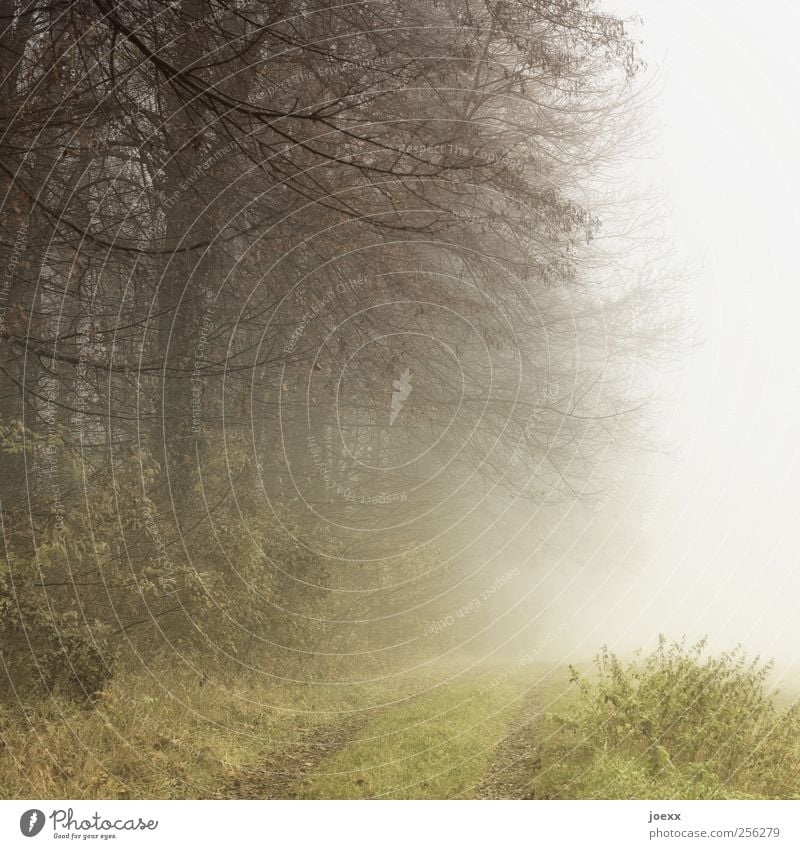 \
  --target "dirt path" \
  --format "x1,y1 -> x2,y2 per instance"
221,711 -> 375,799
471,679 -> 551,799
222,671 -> 554,799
